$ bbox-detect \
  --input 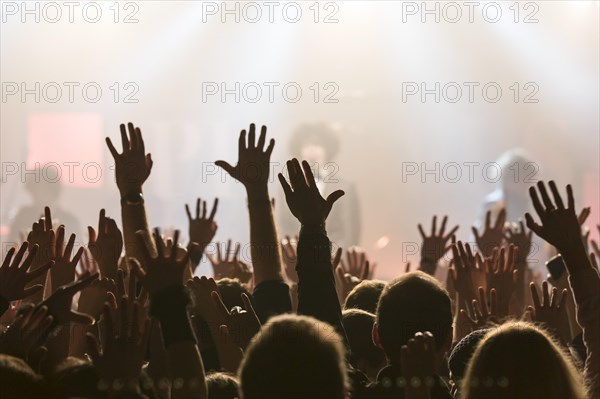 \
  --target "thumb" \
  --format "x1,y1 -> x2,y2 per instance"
215,160 -> 235,176
326,190 -> 345,207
